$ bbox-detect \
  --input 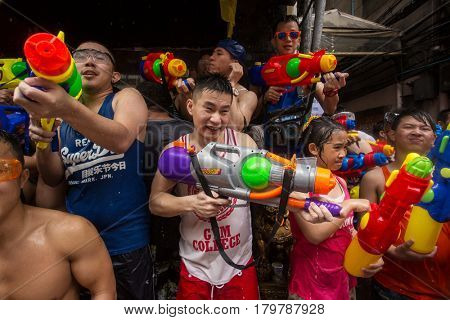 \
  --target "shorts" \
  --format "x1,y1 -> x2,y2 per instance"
176,258 -> 259,300
111,245 -> 155,300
